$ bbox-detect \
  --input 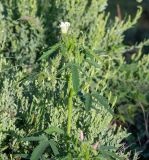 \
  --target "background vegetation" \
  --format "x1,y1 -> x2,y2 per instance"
0,0 -> 149,159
